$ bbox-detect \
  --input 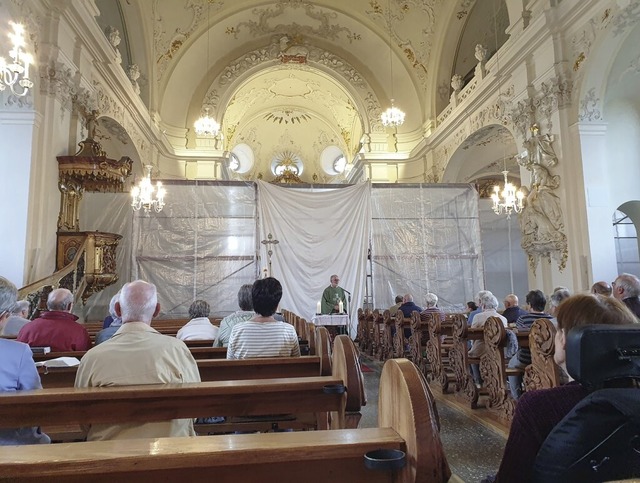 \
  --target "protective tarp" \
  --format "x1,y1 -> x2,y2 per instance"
370,184 -> 483,313
78,181 -> 482,327
131,182 -> 257,319
79,191 -> 134,322
257,180 -> 371,336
